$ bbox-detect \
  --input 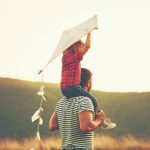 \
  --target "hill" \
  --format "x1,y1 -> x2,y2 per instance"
0,77 -> 150,138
